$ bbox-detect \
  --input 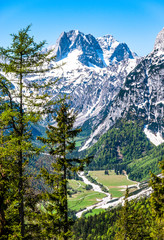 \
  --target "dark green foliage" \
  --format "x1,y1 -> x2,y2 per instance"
72,207 -> 120,240
86,119 -> 153,172
149,160 -> 164,239
38,102 -> 90,240
115,190 -> 152,240
150,160 -> 164,218
0,130 -> 19,239
104,170 -> 109,175
85,184 -> 93,190
127,143 -> 164,181
72,198 -> 154,240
